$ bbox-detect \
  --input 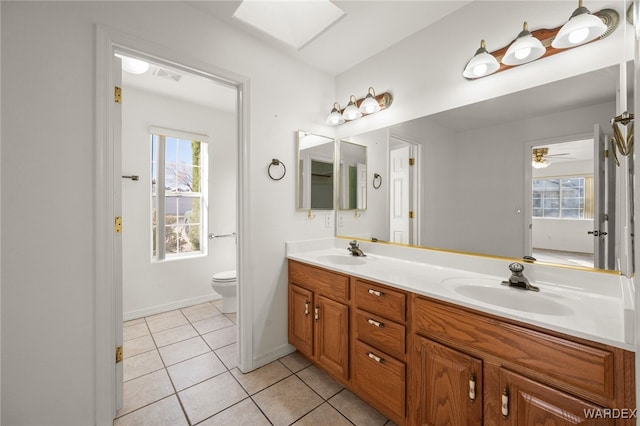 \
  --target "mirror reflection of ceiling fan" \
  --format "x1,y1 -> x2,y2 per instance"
531,147 -> 575,169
